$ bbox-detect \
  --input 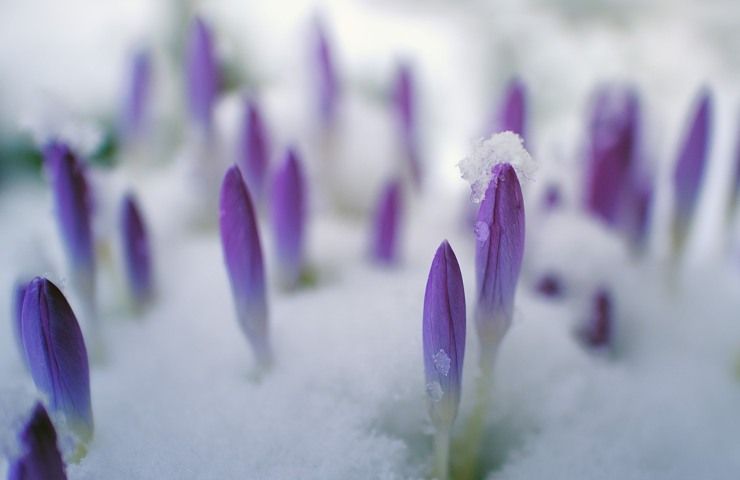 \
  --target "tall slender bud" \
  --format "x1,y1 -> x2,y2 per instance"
120,193 -> 154,306
185,17 -> 218,132
313,19 -> 339,127
121,49 -> 152,141
492,78 -> 527,143
370,179 -> 403,265
236,99 -> 270,203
